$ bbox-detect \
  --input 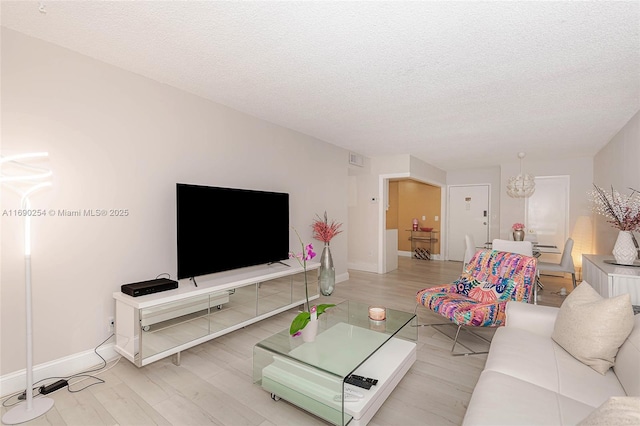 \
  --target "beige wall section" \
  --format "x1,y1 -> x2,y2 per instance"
593,110 -> 640,254
391,180 -> 441,254
1,29 -> 349,376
